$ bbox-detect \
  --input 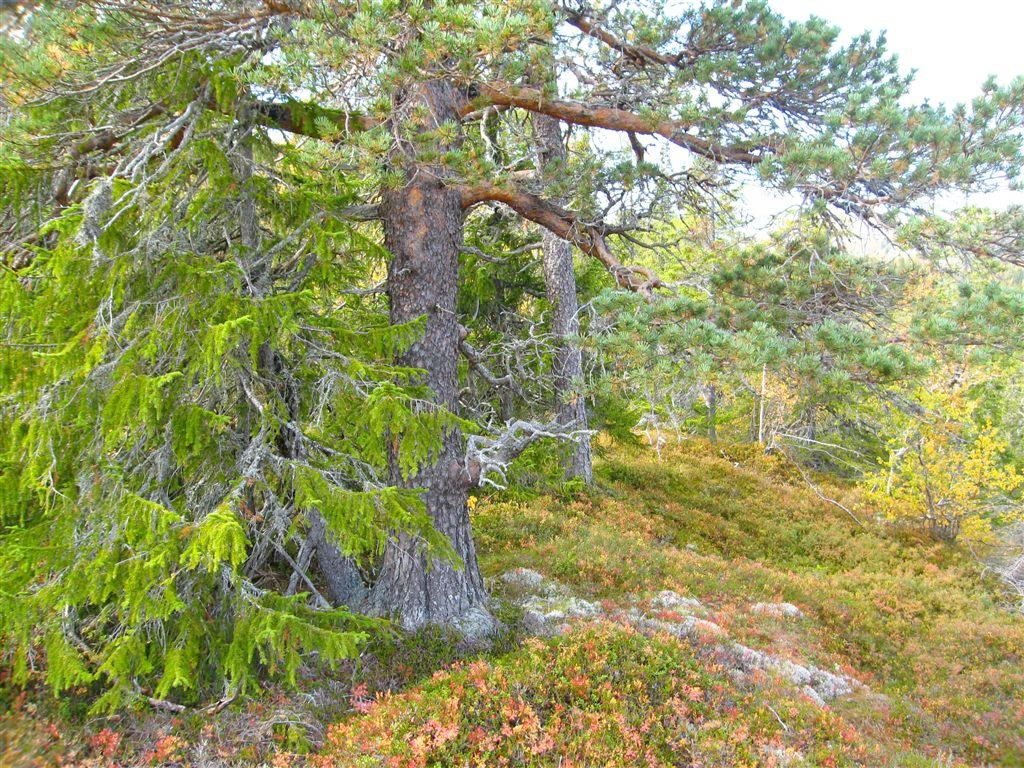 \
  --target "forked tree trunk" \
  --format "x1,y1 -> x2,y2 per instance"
366,81 -> 494,637
532,114 -> 593,483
